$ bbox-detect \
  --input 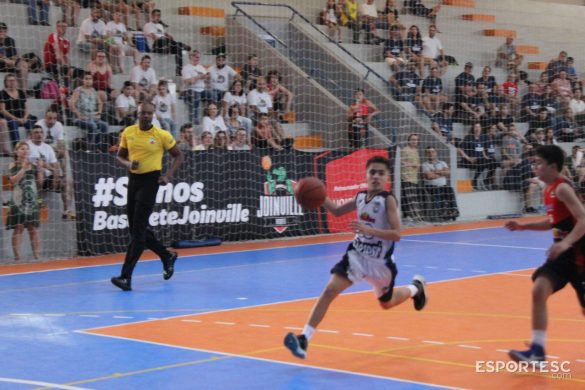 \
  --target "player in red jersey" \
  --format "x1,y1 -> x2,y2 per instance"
505,144 -> 585,362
